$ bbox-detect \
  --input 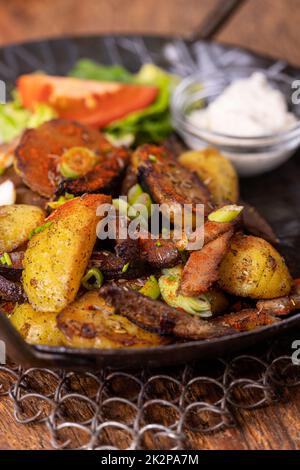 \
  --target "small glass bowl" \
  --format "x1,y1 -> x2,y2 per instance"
171,66 -> 300,176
